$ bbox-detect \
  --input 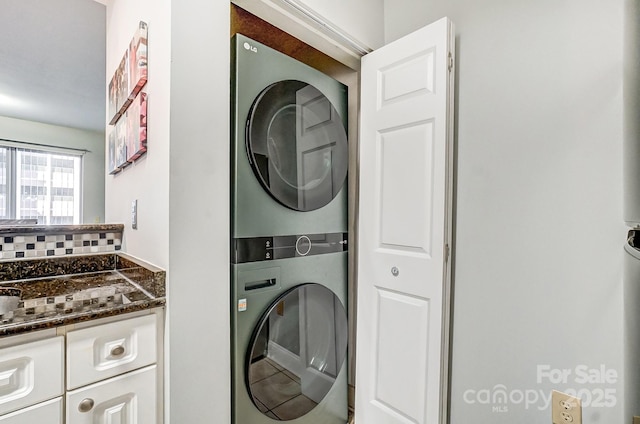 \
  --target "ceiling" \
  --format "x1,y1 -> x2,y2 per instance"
0,0 -> 106,132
